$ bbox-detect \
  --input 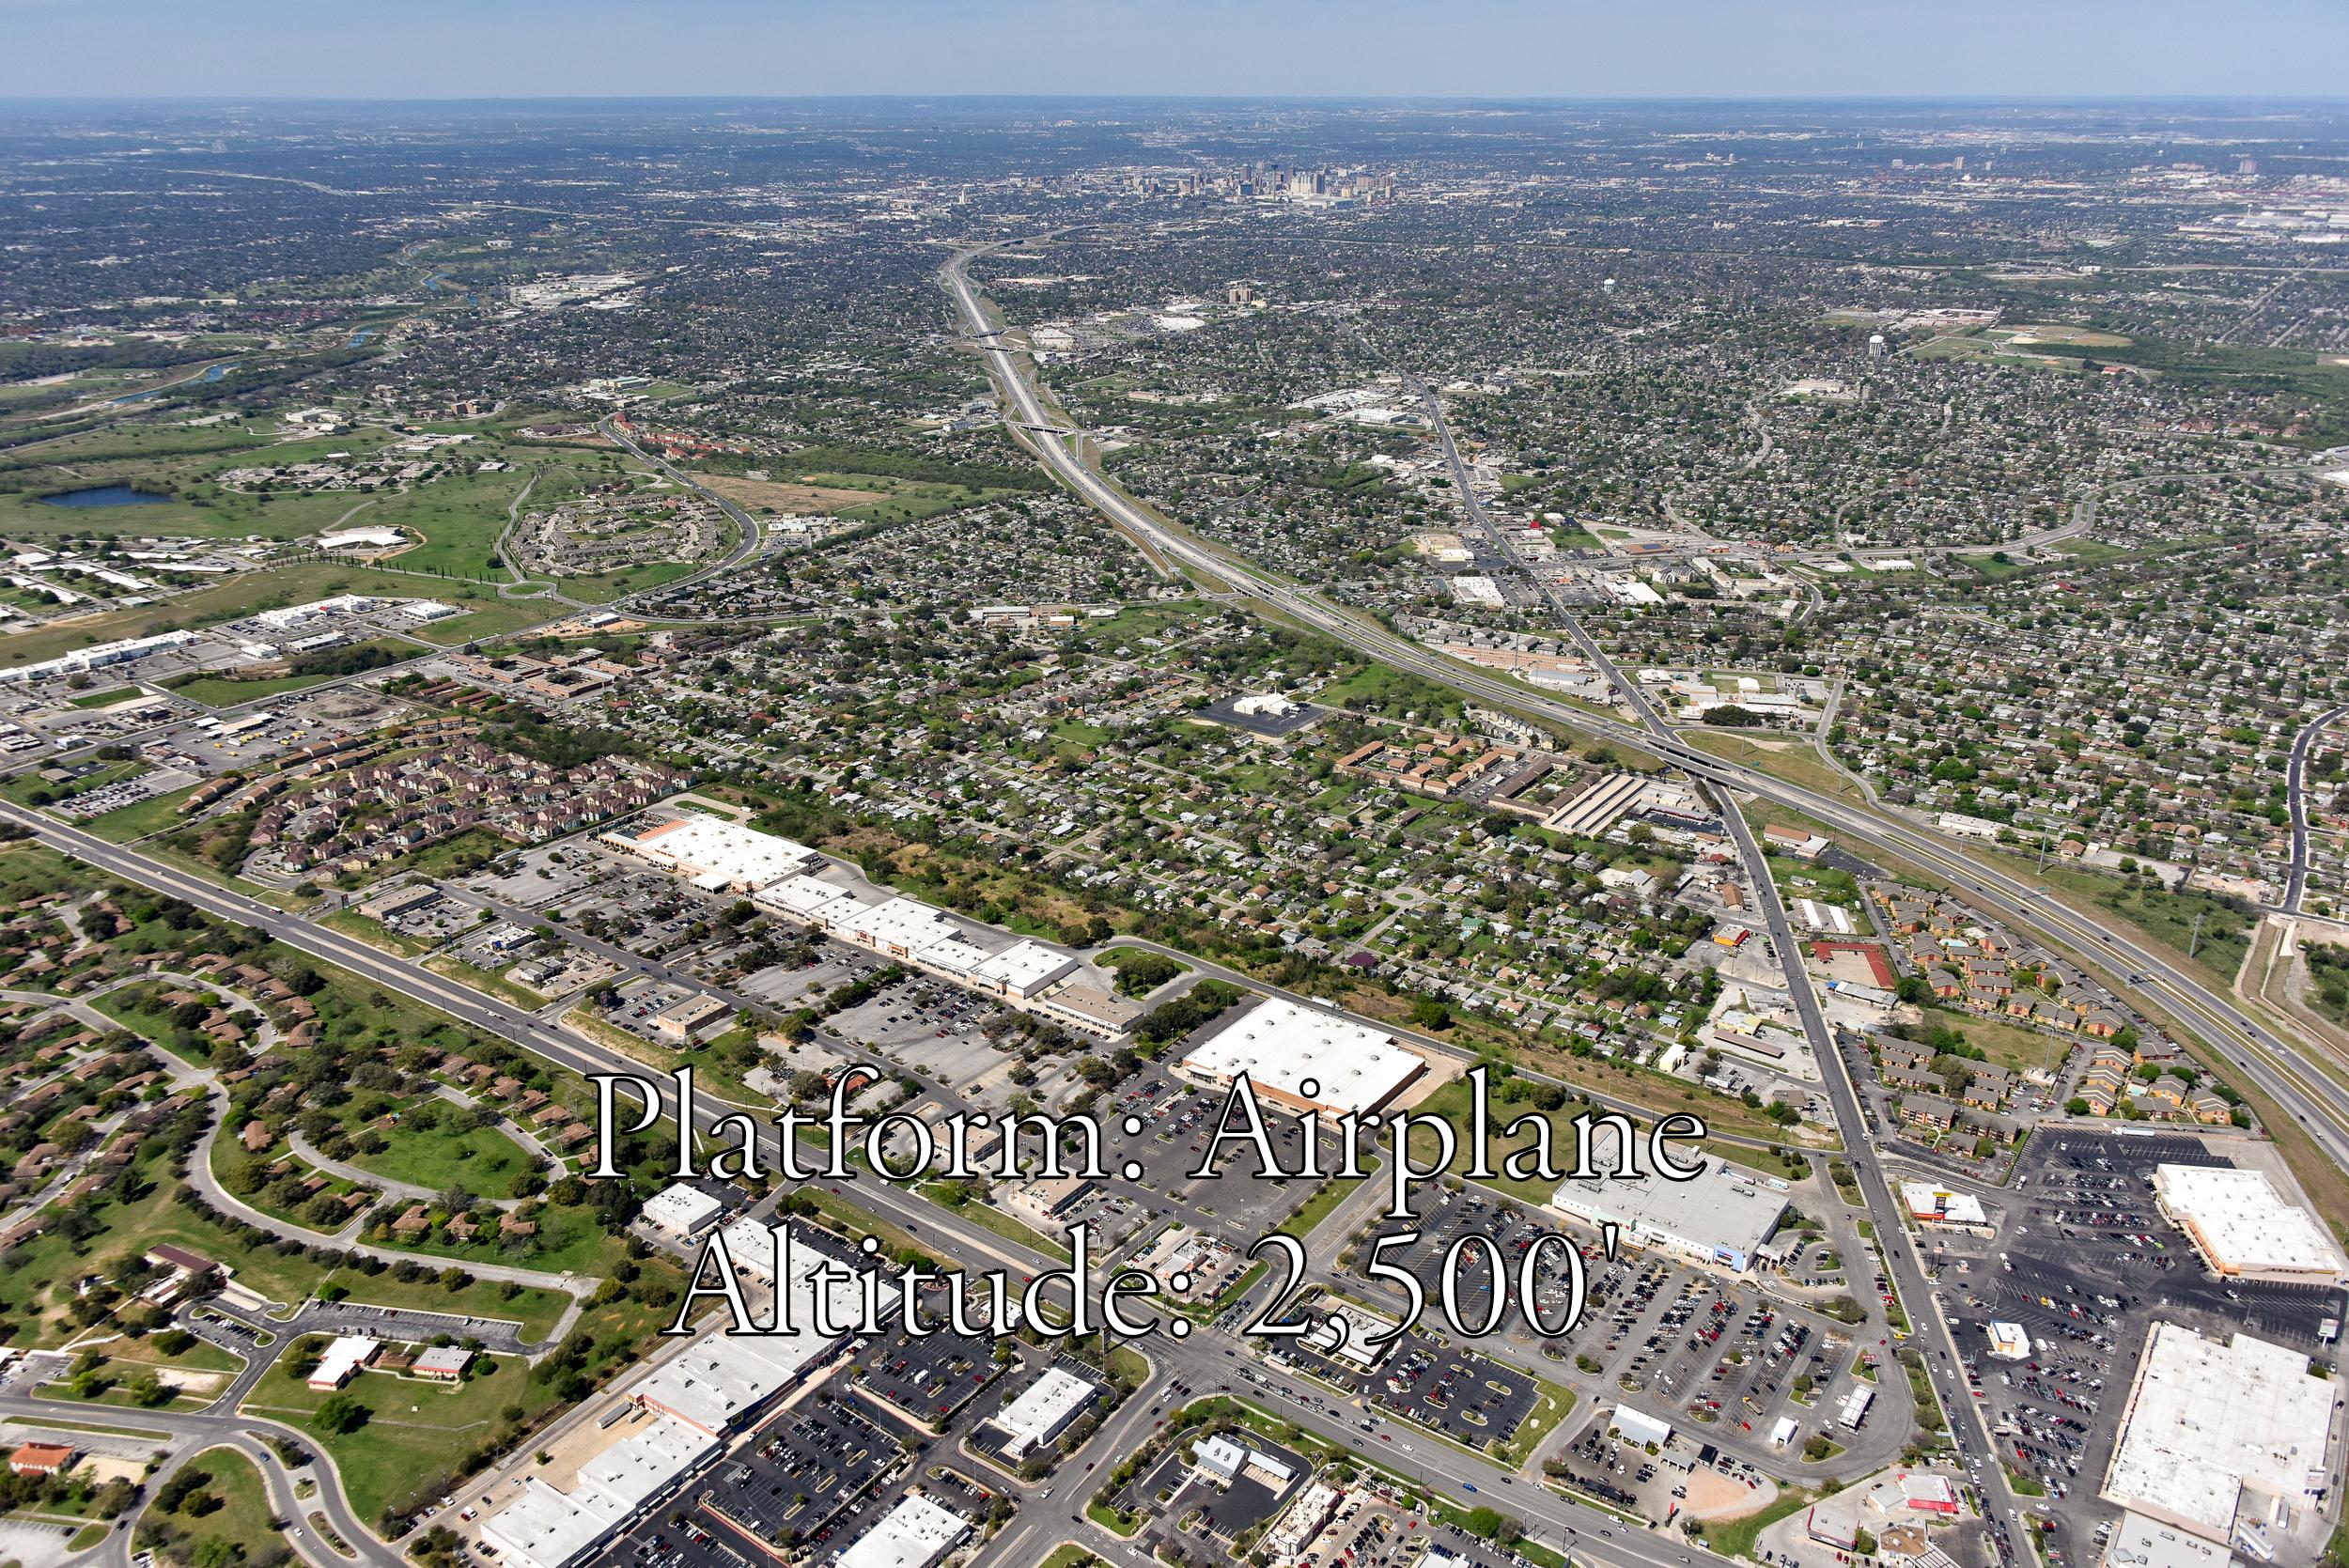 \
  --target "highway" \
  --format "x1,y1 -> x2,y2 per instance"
942,244 -> 2349,1558
0,249 -> 2324,1568
2285,703 -> 2345,914
943,245 -> 2349,1182
1413,371 -> 2023,1551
